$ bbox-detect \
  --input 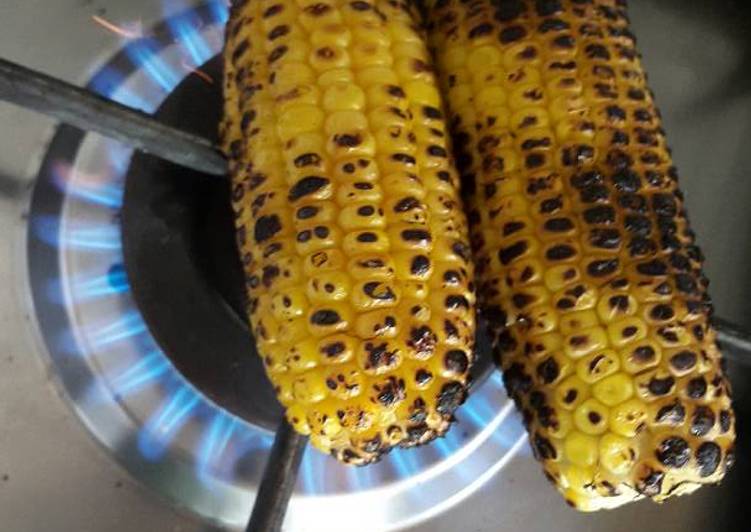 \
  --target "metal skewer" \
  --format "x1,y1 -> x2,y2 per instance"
0,57 -> 226,176
246,420 -> 308,532
2,55 -> 751,531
